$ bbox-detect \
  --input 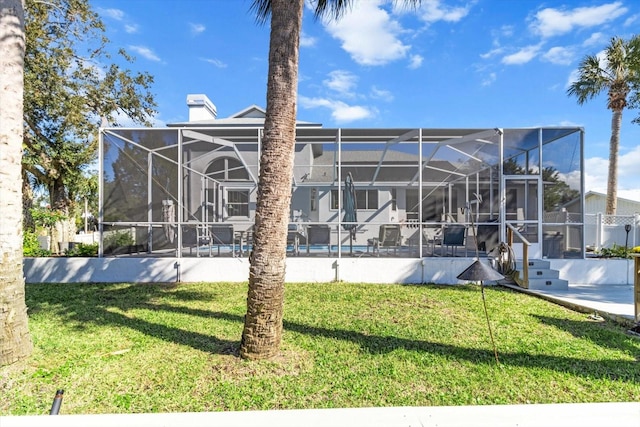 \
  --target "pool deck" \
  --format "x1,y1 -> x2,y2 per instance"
502,281 -> 637,326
